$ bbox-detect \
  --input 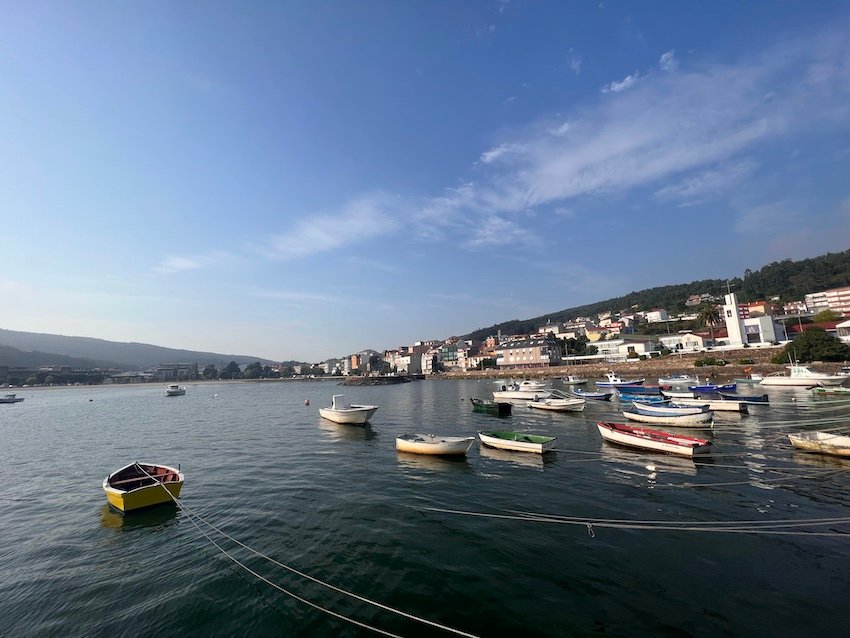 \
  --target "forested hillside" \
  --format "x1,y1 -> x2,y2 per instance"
464,248 -> 850,342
